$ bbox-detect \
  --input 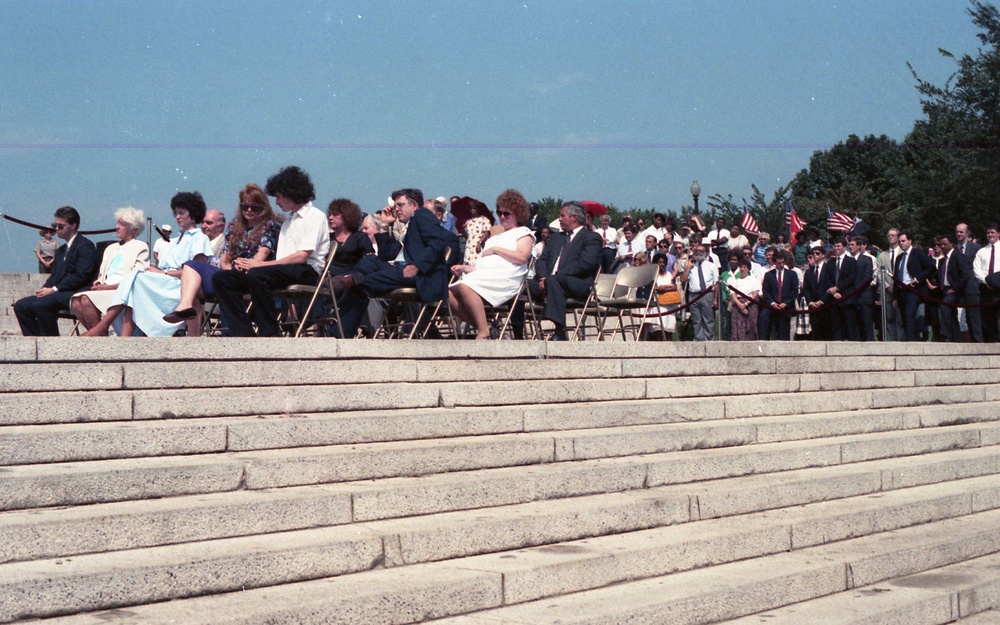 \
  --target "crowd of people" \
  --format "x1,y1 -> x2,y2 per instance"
12,165 -> 1000,342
